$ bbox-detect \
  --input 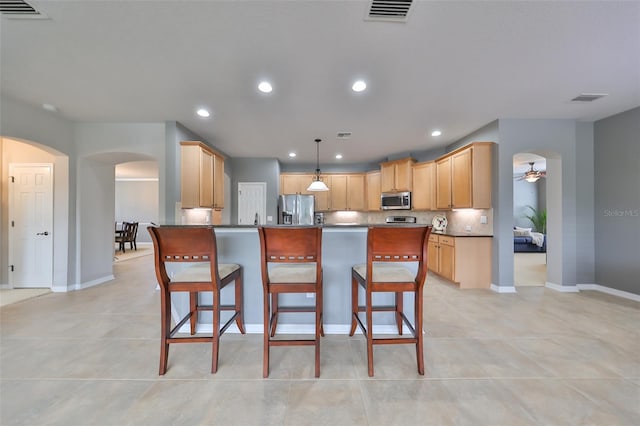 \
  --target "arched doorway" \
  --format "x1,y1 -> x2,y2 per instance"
513,153 -> 547,286
1,137 -> 70,291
